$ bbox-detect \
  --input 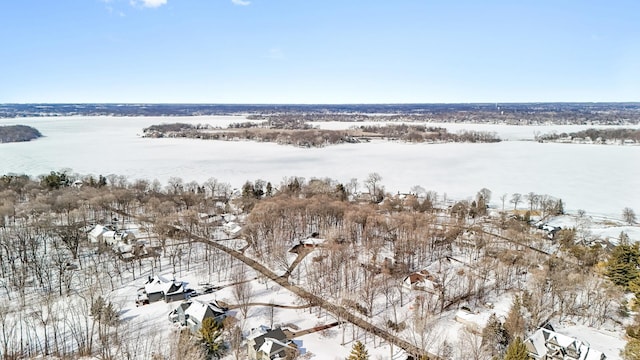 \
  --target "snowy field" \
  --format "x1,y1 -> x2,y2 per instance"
1,116 -> 638,218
